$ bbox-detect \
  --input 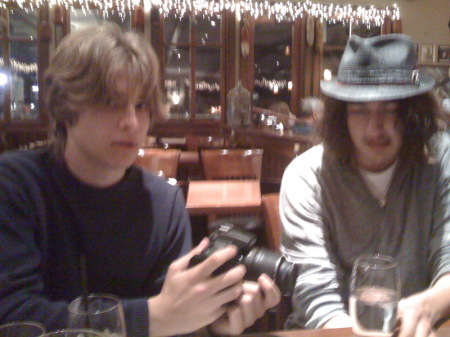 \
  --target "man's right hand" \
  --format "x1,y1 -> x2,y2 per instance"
148,238 -> 246,336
